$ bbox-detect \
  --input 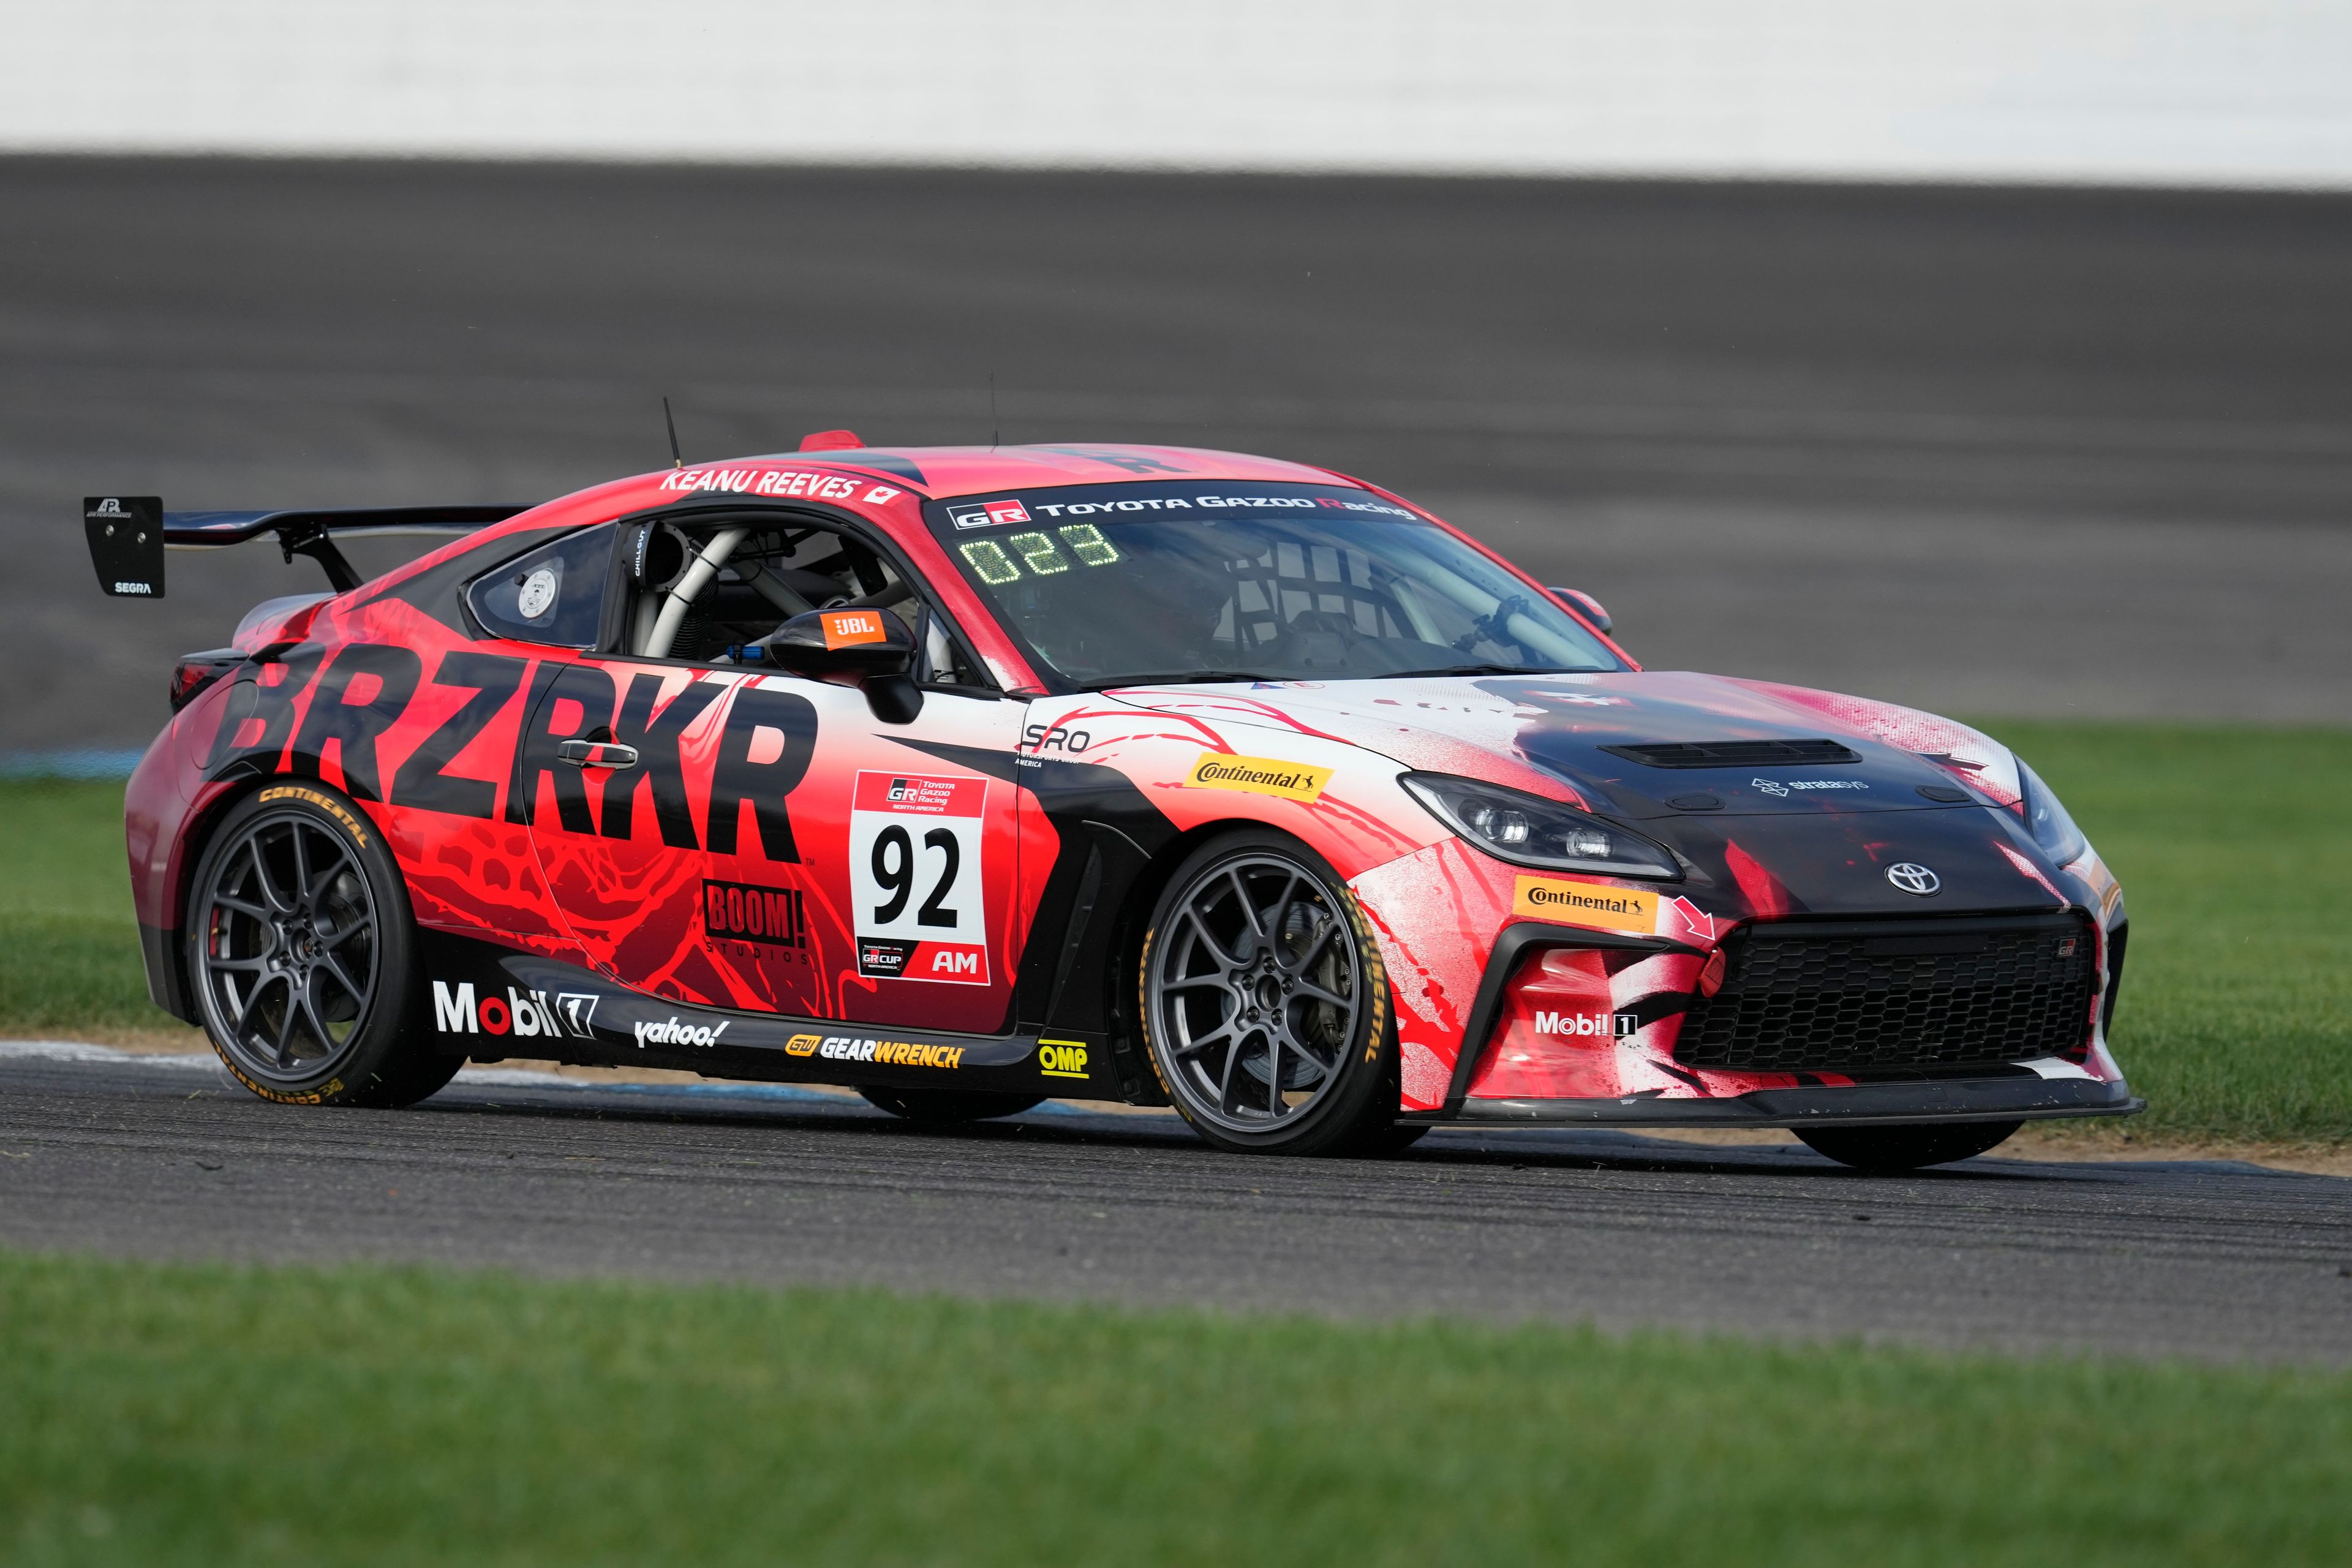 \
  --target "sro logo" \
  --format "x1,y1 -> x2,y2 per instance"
1020,724 -> 1090,753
